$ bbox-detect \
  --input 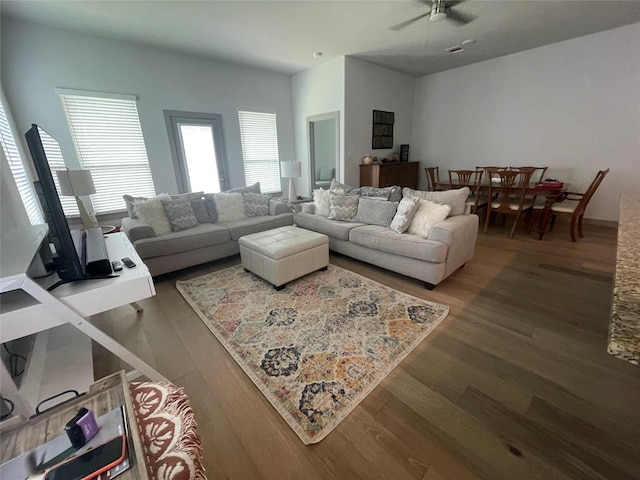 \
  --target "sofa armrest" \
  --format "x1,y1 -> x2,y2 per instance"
428,214 -> 479,275
122,217 -> 156,243
270,199 -> 292,216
